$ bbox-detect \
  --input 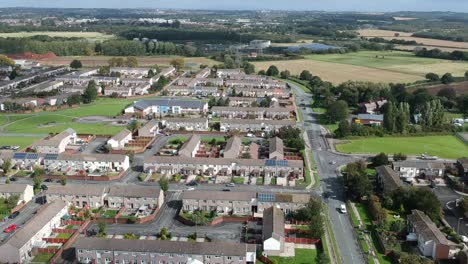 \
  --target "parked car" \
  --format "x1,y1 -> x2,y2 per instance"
44,178 -> 53,182
340,204 -> 347,214
41,184 -> 48,190
146,145 -> 153,150
226,183 -> 236,187
9,211 -> 20,219
3,224 -> 17,233
186,187 -> 195,191
222,189 -> 231,192
186,181 -> 198,186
